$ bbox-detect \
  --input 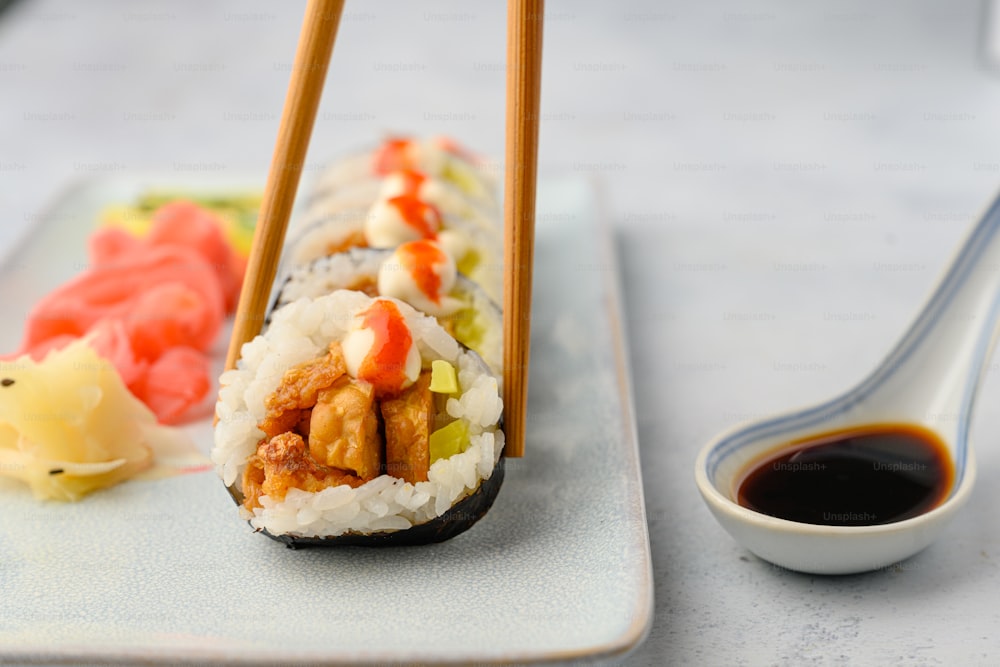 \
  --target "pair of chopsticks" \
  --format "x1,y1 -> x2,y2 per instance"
223,0 -> 544,458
